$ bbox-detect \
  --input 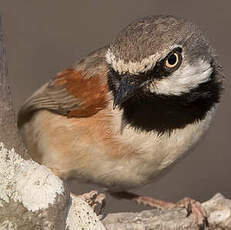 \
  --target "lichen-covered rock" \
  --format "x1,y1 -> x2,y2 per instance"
103,194 -> 231,230
66,194 -> 106,230
203,193 -> 231,229
0,143 -> 69,229
0,143 -> 65,211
